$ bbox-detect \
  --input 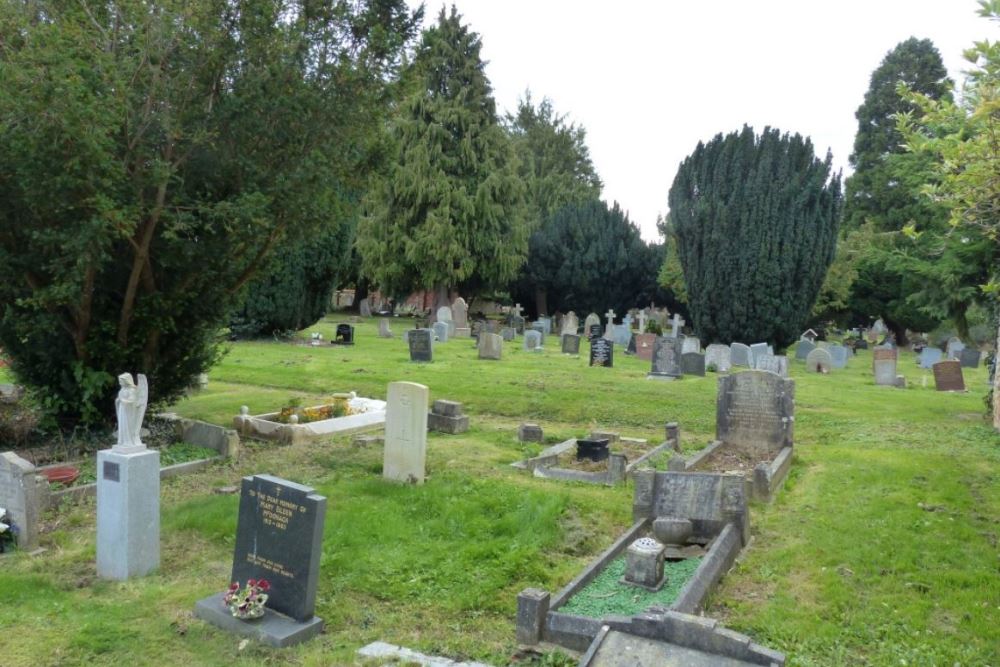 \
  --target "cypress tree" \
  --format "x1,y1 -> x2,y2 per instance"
356,7 -> 527,308
668,126 -> 841,347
